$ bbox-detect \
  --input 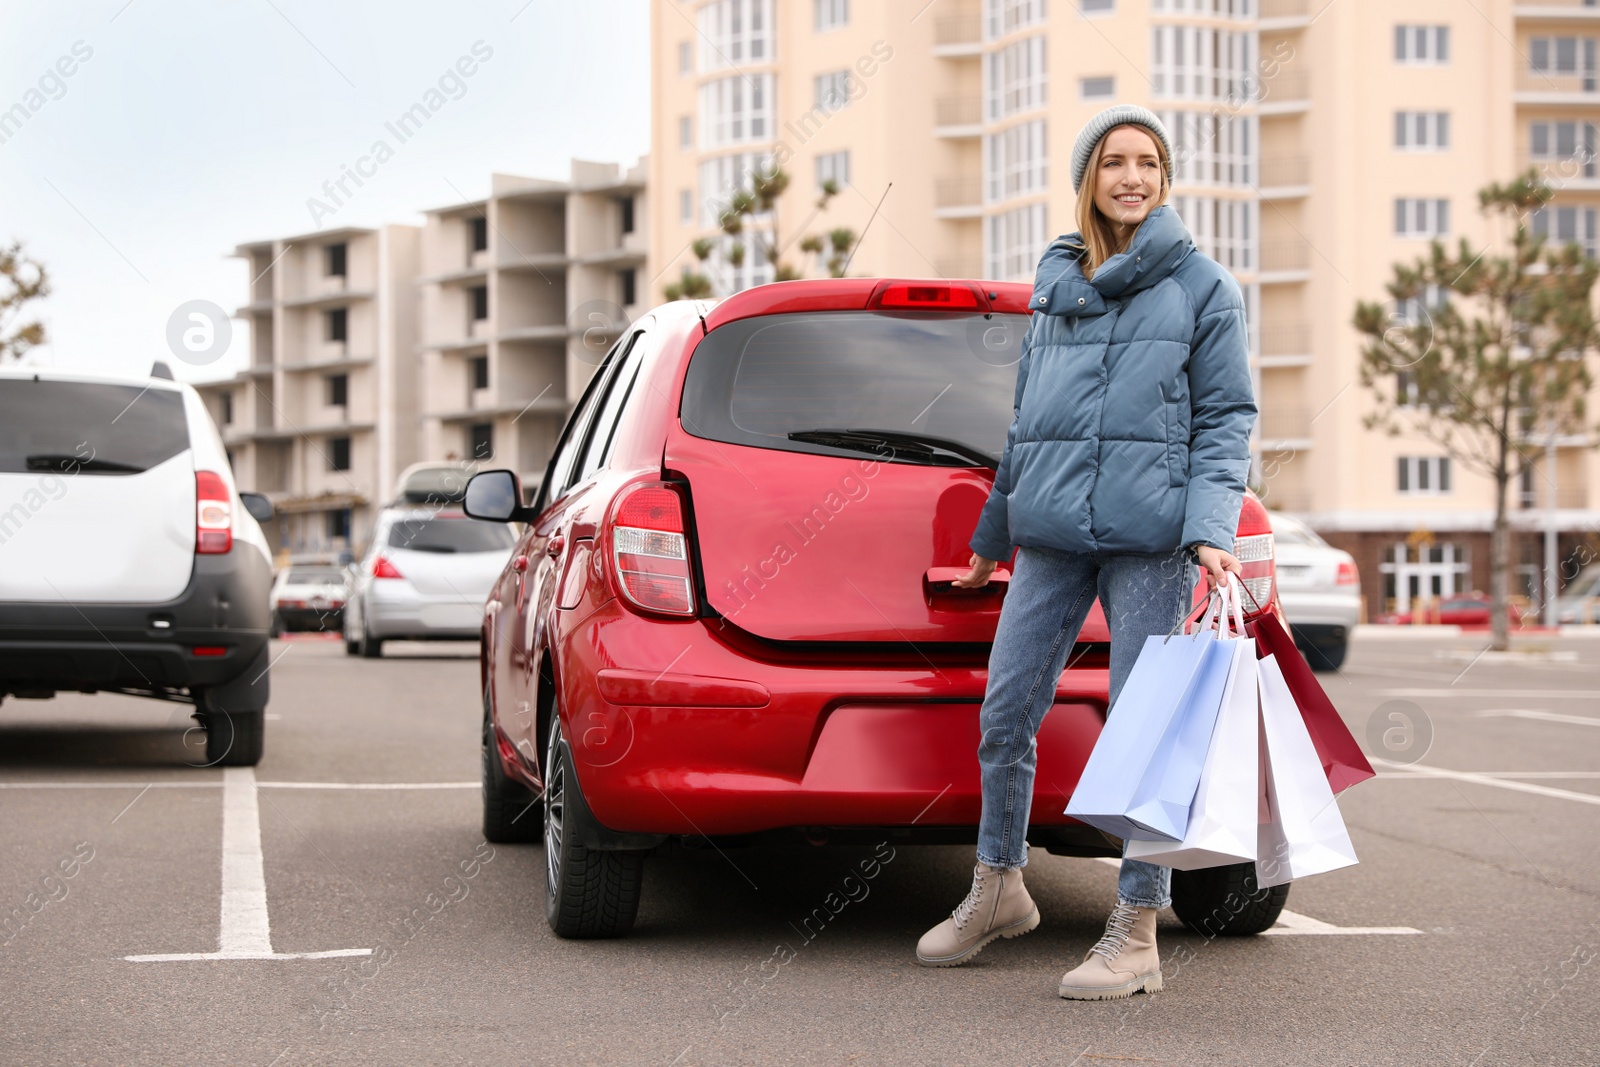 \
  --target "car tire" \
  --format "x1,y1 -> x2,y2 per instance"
358,626 -> 383,659
483,703 -> 542,844
543,711 -> 644,939
1170,862 -> 1289,937
200,706 -> 265,767
269,613 -> 283,639
1303,640 -> 1348,672
344,638 -> 359,656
